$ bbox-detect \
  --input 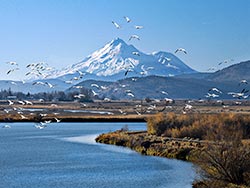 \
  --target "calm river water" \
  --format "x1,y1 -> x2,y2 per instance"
0,122 -> 196,188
